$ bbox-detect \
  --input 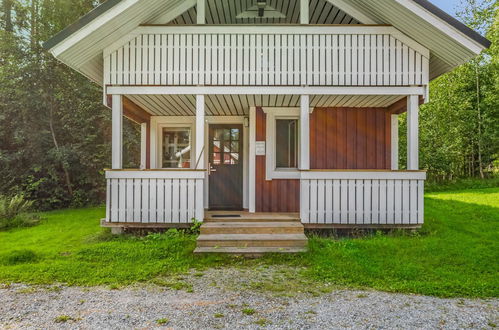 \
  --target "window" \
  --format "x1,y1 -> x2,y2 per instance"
162,128 -> 191,168
212,128 -> 240,165
275,119 -> 298,168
